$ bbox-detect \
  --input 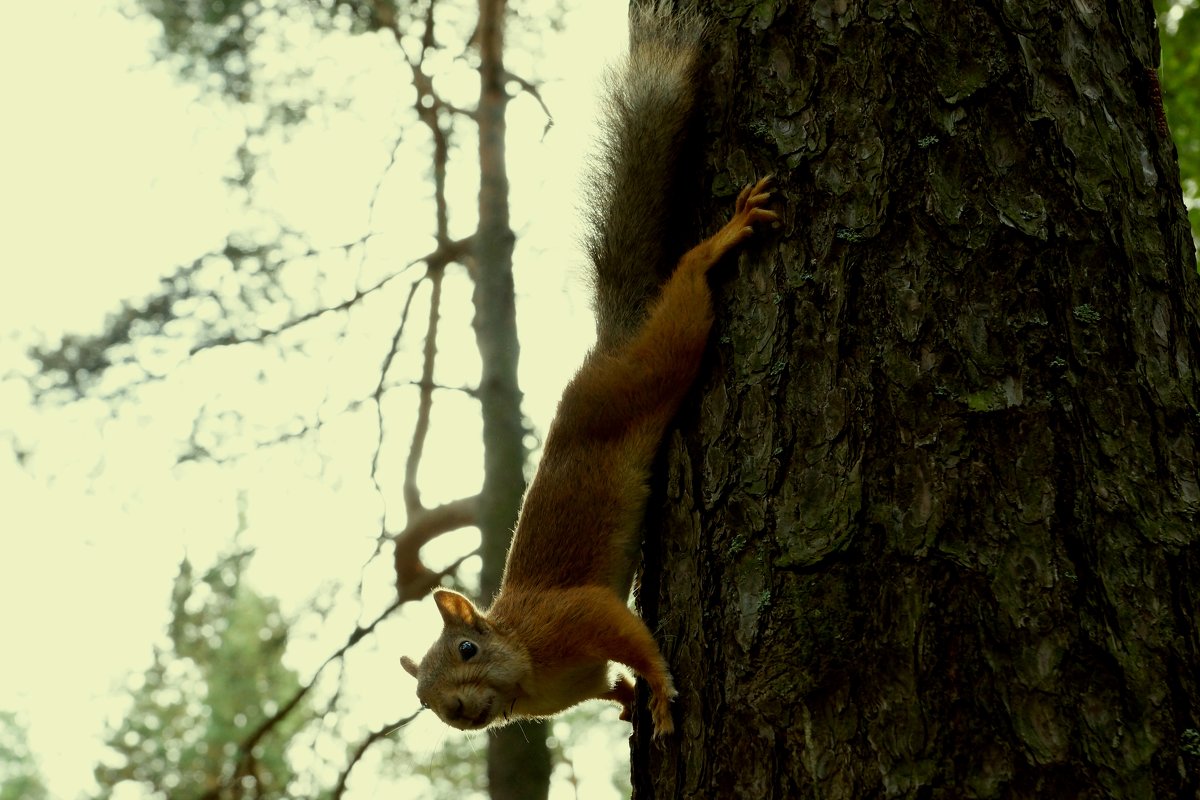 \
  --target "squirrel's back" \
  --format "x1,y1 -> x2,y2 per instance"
402,3 -> 780,737
585,2 -> 706,352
